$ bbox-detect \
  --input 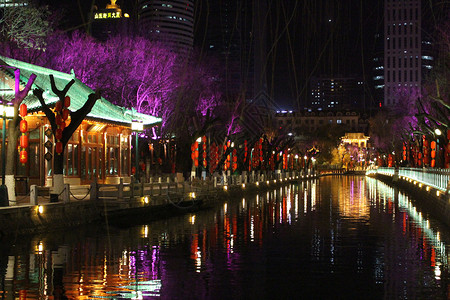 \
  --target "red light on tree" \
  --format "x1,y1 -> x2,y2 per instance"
19,135 -> 28,148
19,119 -> 27,133
19,150 -> 27,164
64,96 -> 70,108
55,141 -> 63,154
19,104 -> 27,117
